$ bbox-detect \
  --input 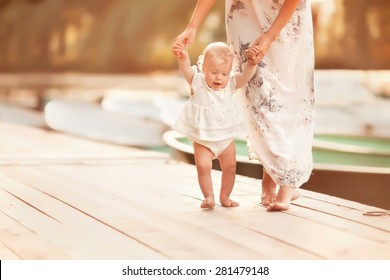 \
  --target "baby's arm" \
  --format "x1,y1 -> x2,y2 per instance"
235,48 -> 259,89
173,41 -> 194,85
